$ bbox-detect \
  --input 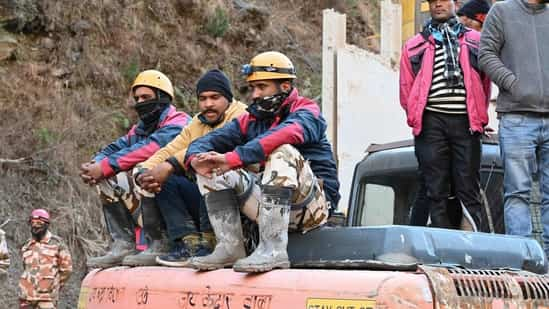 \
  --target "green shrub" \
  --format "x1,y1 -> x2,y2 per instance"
205,6 -> 230,38
122,59 -> 140,84
112,112 -> 131,130
35,128 -> 58,145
